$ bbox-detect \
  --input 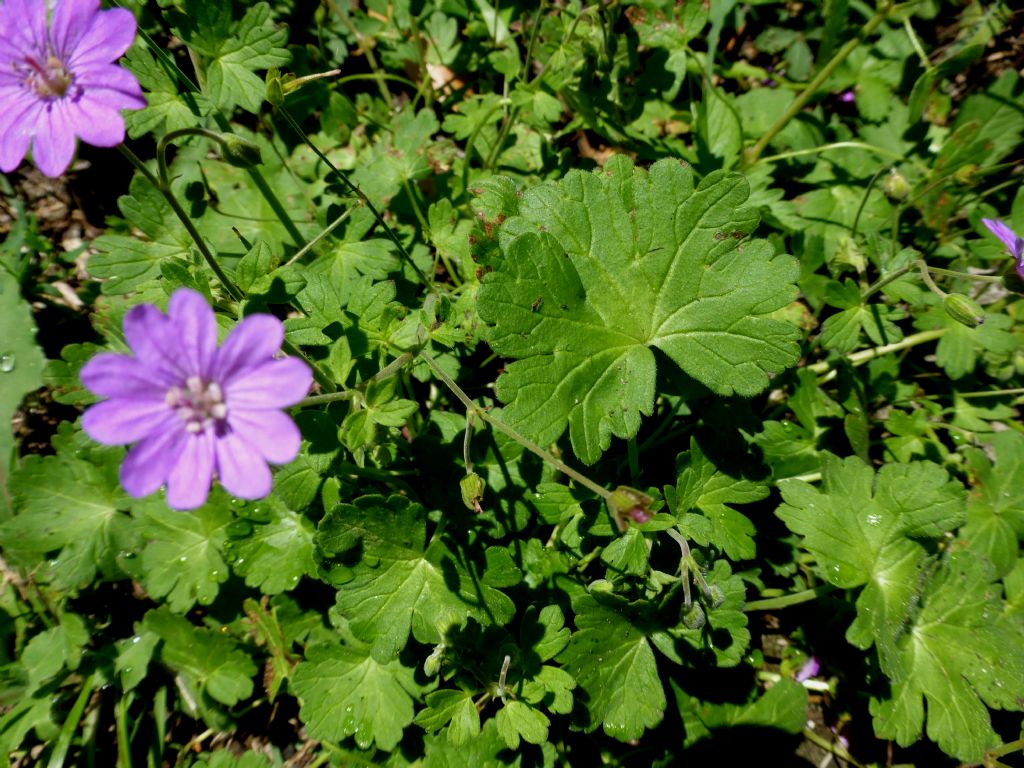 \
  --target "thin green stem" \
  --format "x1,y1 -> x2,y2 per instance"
987,738 -> 1024,761
118,144 -> 244,303
419,352 -> 611,500
745,584 -> 837,611
758,141 -> 908,166
463,412 -> 475,473
808,328 -> 947,375
275,107 -> 432,290
916,259 -> 947,298
627,437 -> 639,485
283,205 -> 356,267
743,0 -> 896,167
860,263 -> 914,301
297,352 -> 415,407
